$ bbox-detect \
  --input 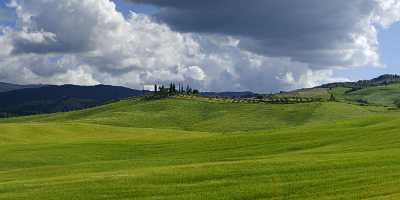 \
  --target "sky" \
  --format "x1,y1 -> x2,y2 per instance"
0,0 -> 399,93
